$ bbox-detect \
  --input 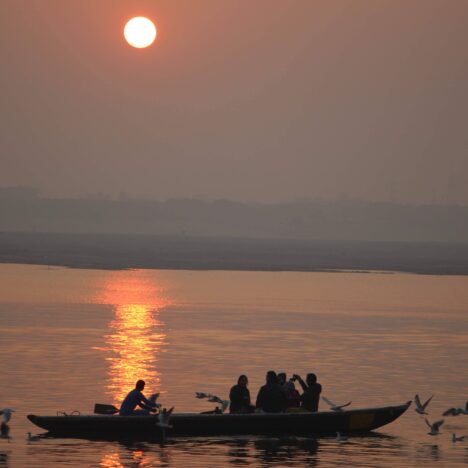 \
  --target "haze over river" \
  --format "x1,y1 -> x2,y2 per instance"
0,264 -> 467,467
